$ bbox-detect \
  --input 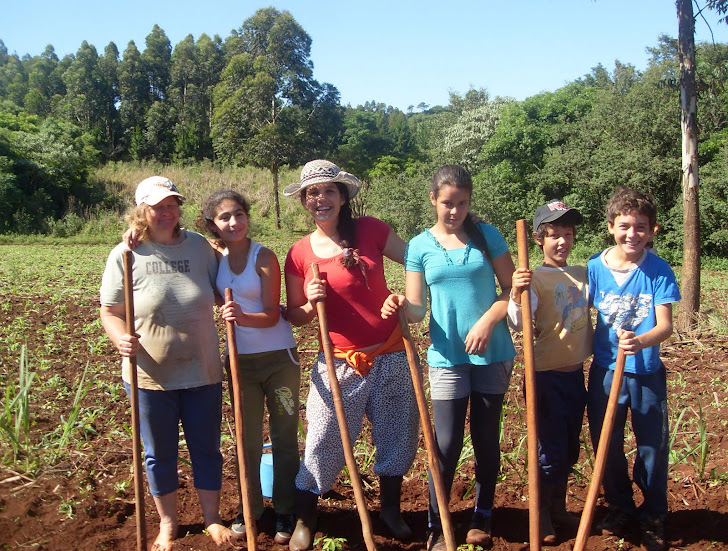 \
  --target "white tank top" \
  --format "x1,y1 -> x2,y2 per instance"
216,241 -> 296,354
